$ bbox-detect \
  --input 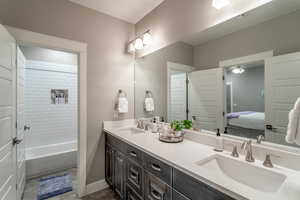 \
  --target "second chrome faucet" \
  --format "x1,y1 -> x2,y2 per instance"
241,140 -> 255,162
